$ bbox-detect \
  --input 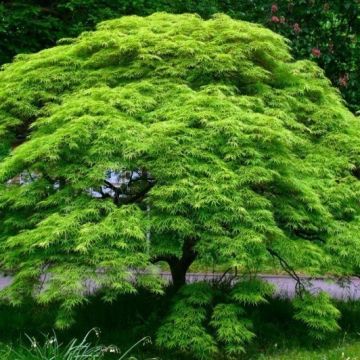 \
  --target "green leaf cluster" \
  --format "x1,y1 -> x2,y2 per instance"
293,291 -> 341,340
